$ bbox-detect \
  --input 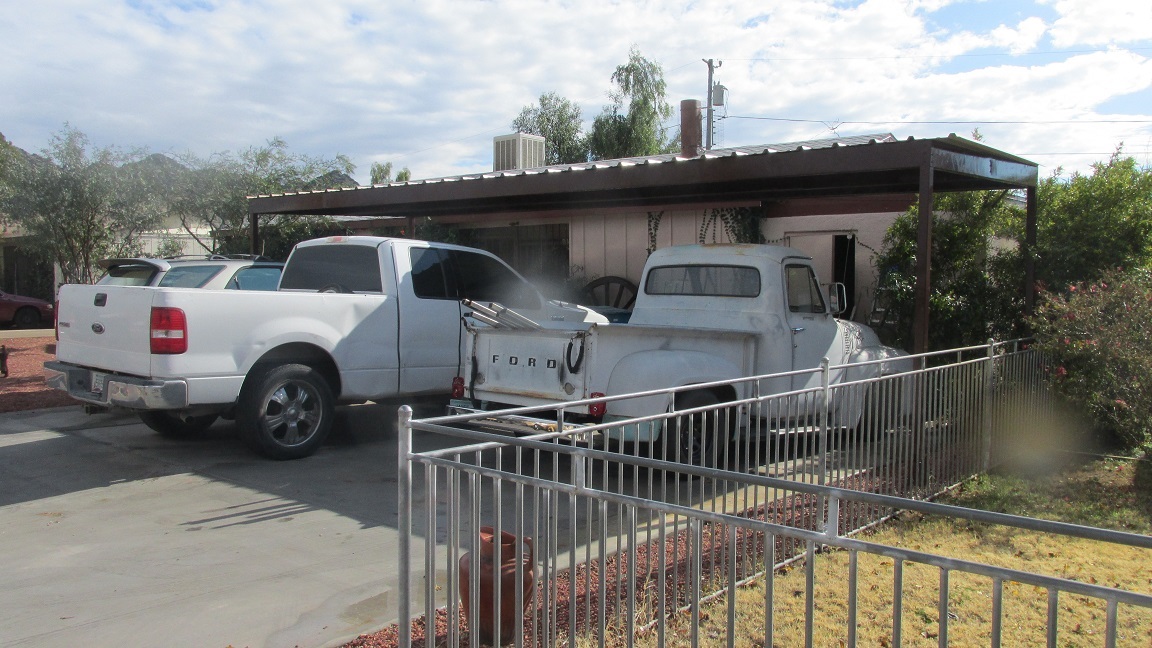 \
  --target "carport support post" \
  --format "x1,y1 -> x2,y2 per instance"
913,161 -> 935,354
1025,186 -> 1038,314
397,406 -> 413,648
249,213 -> 260,256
